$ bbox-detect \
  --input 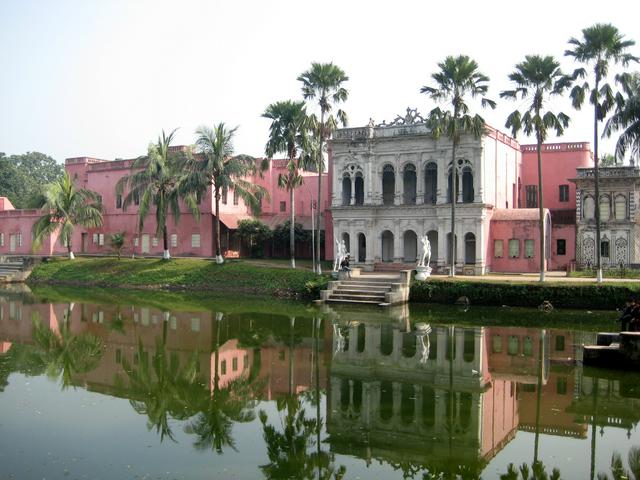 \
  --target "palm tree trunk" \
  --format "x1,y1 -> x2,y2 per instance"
593,76 -> 603,283
315,110 -> 325,275
290,187 -> 296,269
162,224 -> 170,260
537,132 -> 545,282
450,140 -> 457,277
67,238 -> 74,260
214,186 -> 223,264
